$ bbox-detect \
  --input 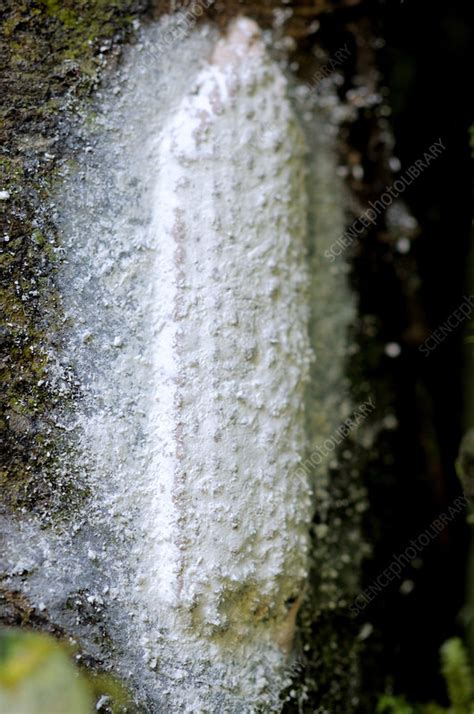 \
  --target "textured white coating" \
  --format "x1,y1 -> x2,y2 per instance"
135,17 -> 312,637
0,15 -> 357,712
